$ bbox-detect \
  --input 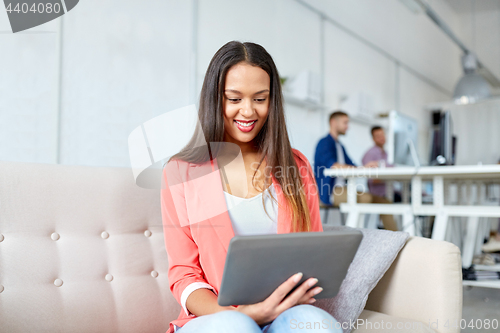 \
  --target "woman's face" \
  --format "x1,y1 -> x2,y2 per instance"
222,62 -> 270,147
